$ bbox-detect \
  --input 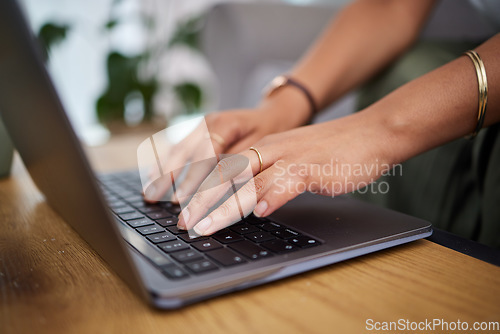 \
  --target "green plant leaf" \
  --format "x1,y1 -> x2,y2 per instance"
37,22 -> 70,61
174,82 -> 203,115
96,51 -> 158,123
168,16 -> 203,51
104,19 -> 119,30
